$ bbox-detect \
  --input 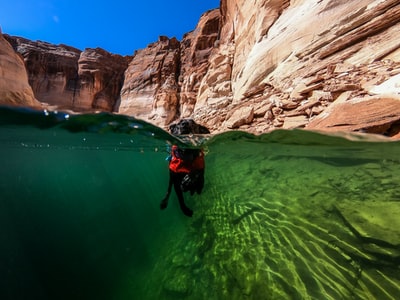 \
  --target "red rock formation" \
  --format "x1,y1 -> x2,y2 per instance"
193,0 -> 400,137
179,9 -> 220,118
307,96 -> 400,136
119,9 -> 220,128
3,35 -> 130,112
119,36 -> 181,125
4,35 -> 81,109
0,34 -> 39,107
78,48 -> 131,111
